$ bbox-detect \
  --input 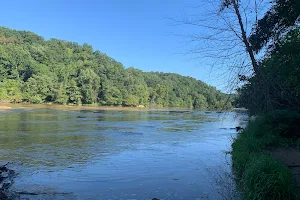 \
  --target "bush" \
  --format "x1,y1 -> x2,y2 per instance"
253,110 -> 300,139
28,95 -> 43,104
